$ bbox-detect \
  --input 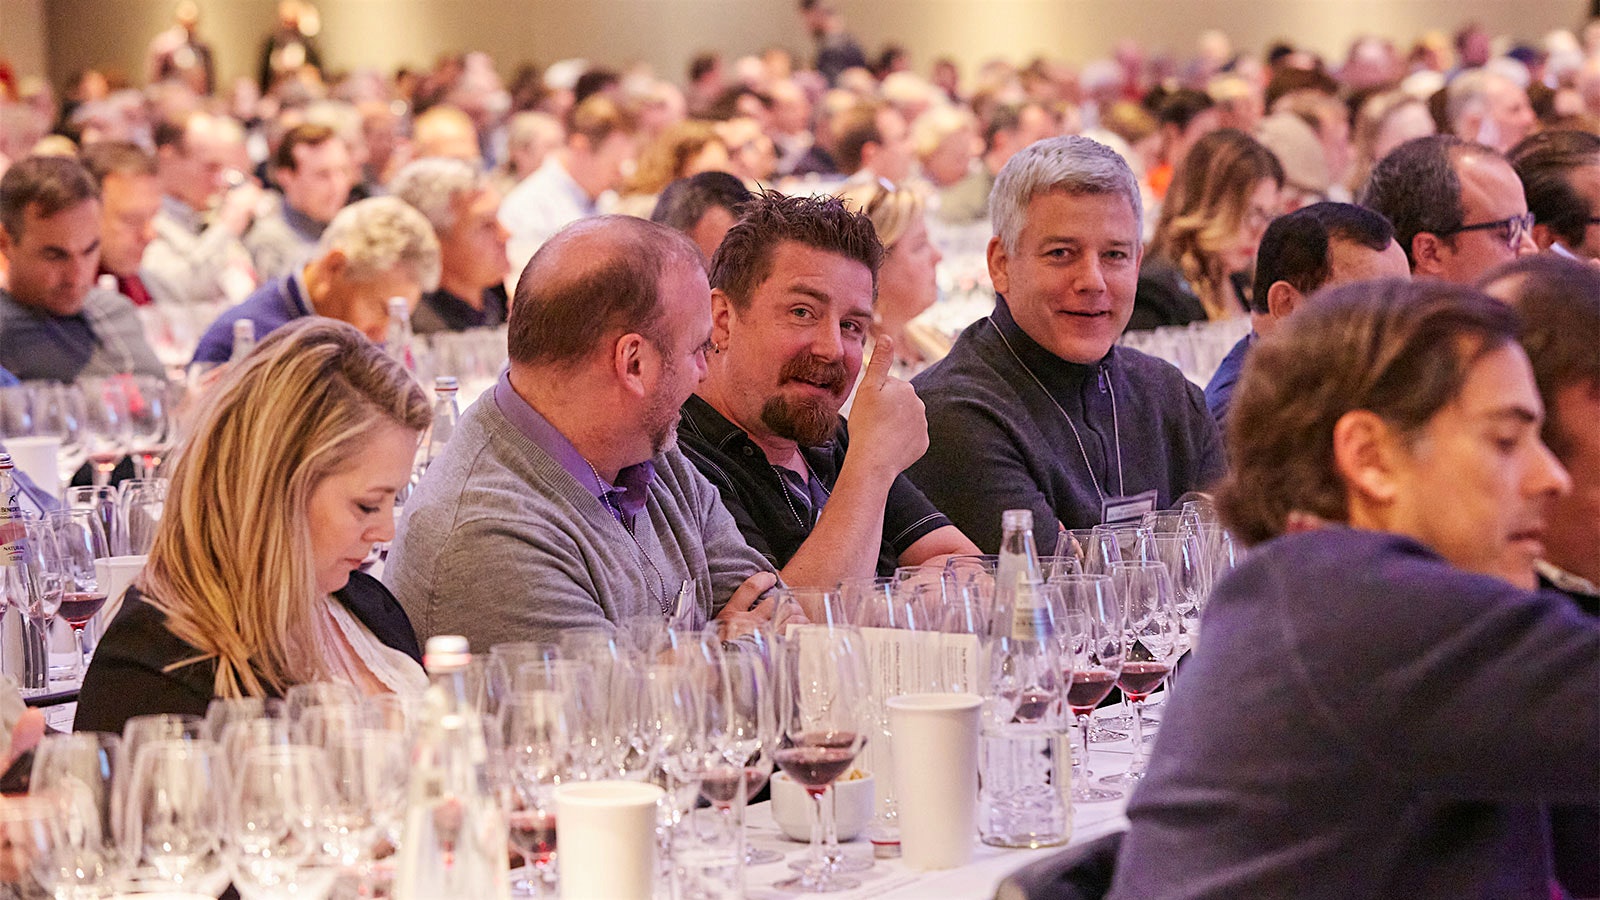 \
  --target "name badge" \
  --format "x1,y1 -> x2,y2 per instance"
1101,489 -> 1158,526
